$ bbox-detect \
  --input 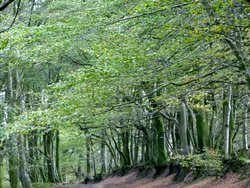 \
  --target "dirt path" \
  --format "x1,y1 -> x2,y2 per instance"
54,172 -> 250,188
